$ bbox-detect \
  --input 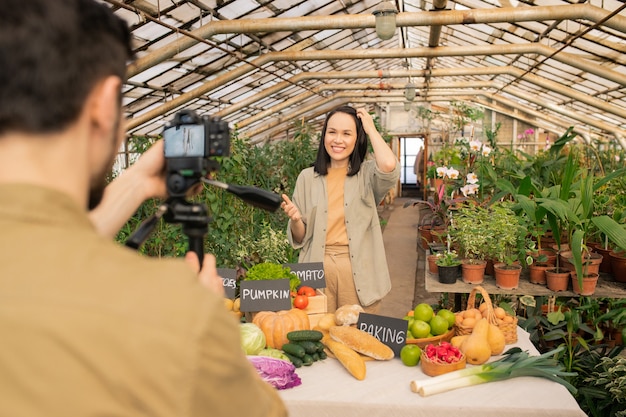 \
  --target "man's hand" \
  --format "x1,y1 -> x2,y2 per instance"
185,252 -> 225,296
